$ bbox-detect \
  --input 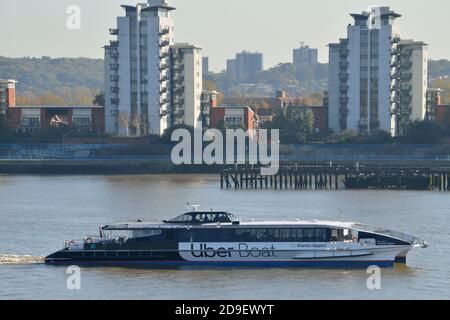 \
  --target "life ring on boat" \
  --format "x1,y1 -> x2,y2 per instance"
352,236 -> 359,243
85,238 -> 93,244
67,240 -> 75,248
